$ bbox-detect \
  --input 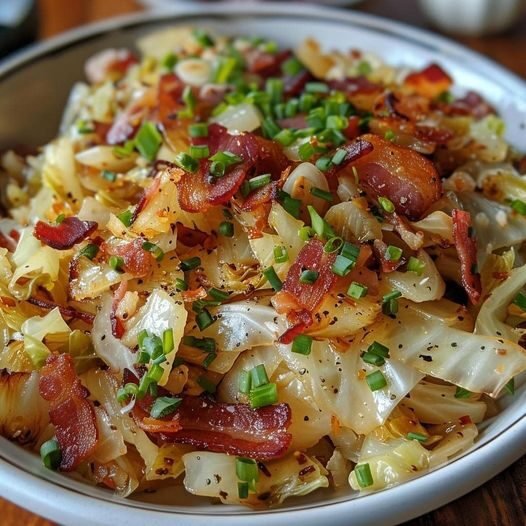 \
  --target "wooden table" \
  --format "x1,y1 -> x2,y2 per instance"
2,1 -> 525,525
